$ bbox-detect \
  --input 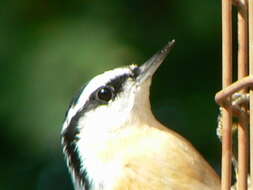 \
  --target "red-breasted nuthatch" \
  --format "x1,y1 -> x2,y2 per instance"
61,40 -> 221,190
